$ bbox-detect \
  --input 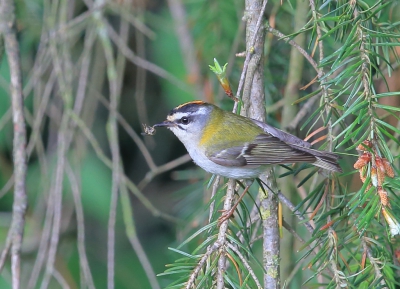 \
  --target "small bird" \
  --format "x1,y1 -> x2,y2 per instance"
154,100 -> 341,179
